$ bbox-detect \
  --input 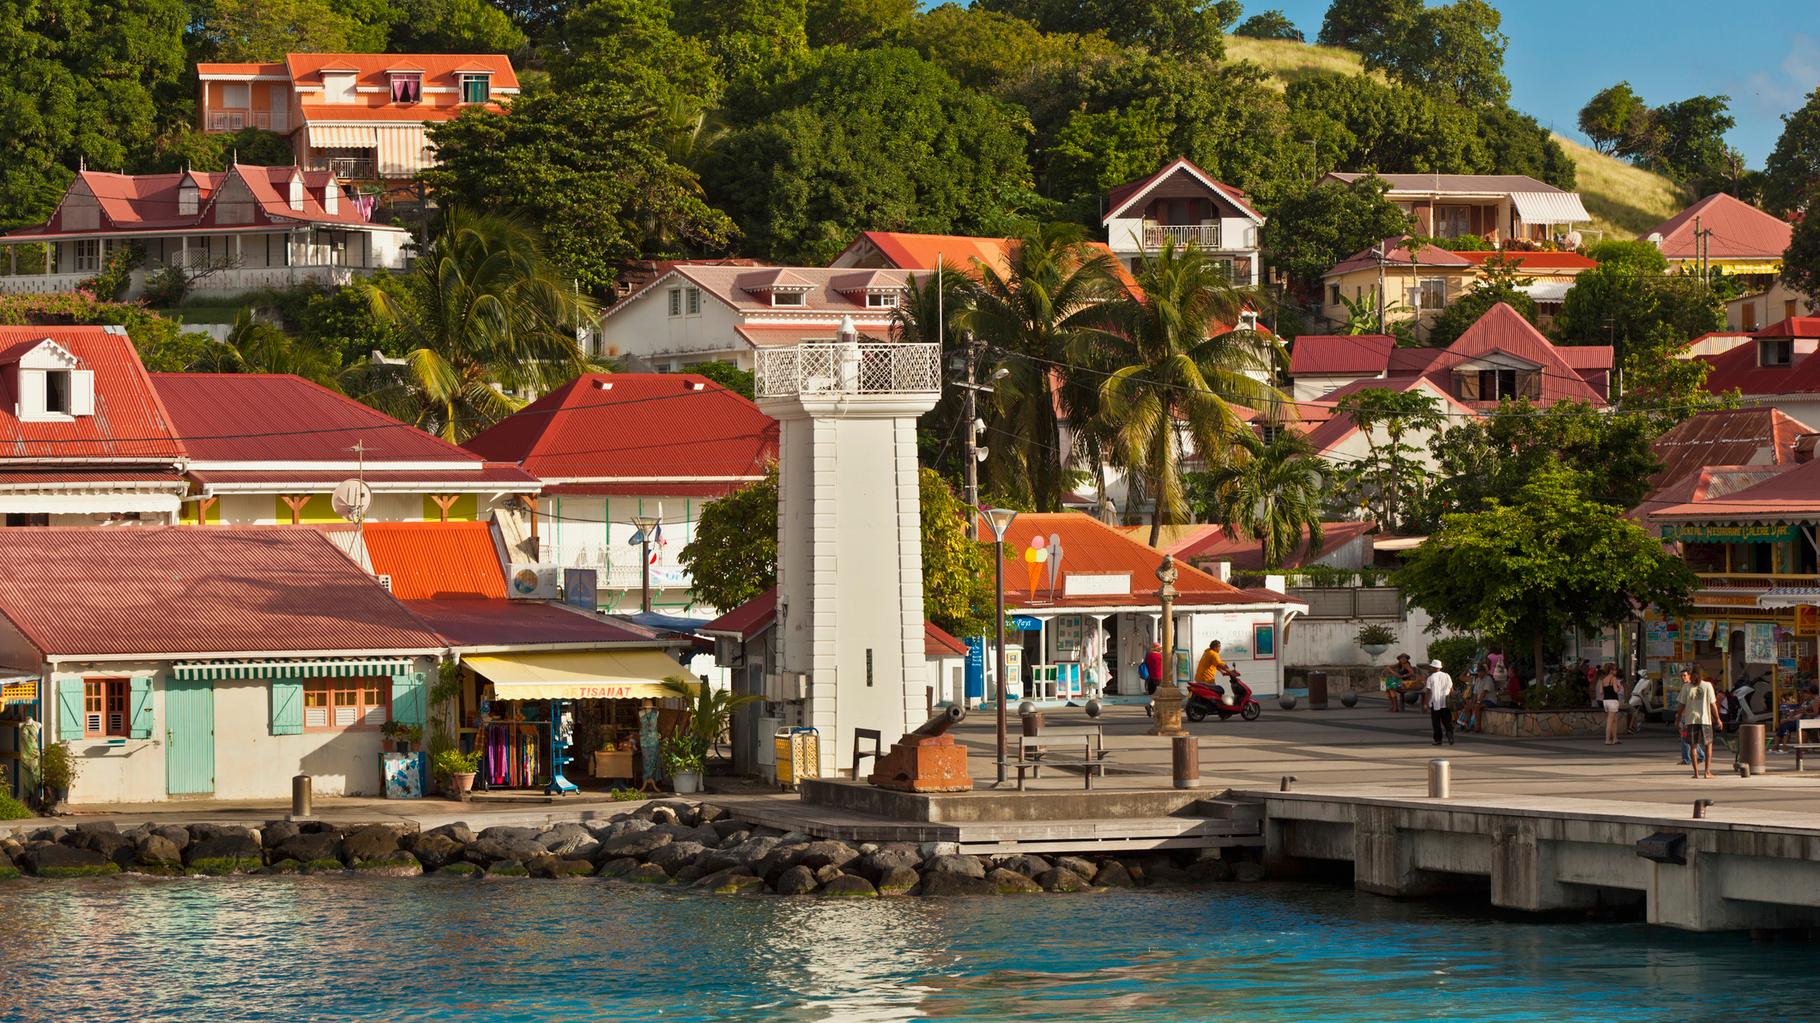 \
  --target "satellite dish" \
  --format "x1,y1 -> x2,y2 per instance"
331,478 -> 373,522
